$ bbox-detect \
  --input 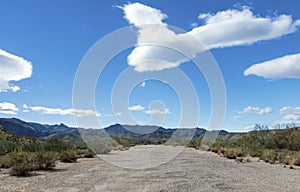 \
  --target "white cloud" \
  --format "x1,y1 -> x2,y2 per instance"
276,106 -> 300,124
26,105 -> 100,117
141,81 -> 146,87
191,22 -> 198,28
104,112 -> 122,117
23,104 -> 28,109
244,53 -> 300,79
279,106 -> 300,115
128,105 -> 145,111
238,106 -> 273,115
120,3 -> 300,72
120,2 -> 167,26
0,102 -> 19,115
145,108 -> 170,114
0,49 -> 32,92
191,7 -> 300,49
